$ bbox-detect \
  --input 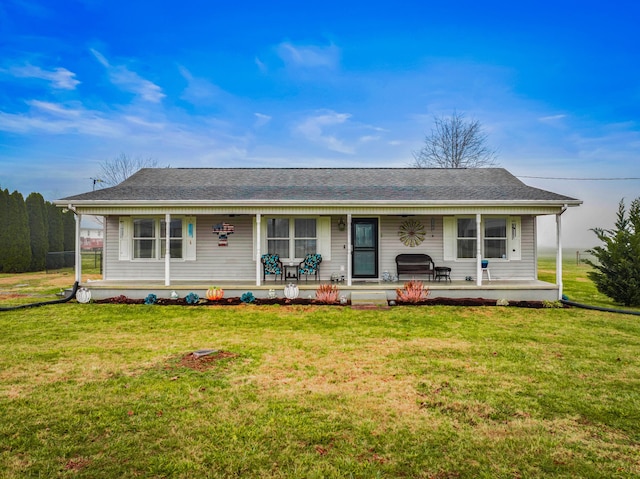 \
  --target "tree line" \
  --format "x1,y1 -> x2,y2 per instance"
0,189 -> 75,273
